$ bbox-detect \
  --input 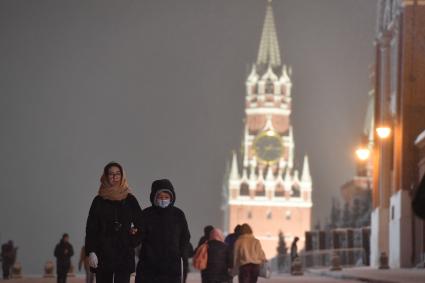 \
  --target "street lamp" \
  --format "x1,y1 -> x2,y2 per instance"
356,147 -> 370,161
355,134 -> 371,161
376,126 -> 391,139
